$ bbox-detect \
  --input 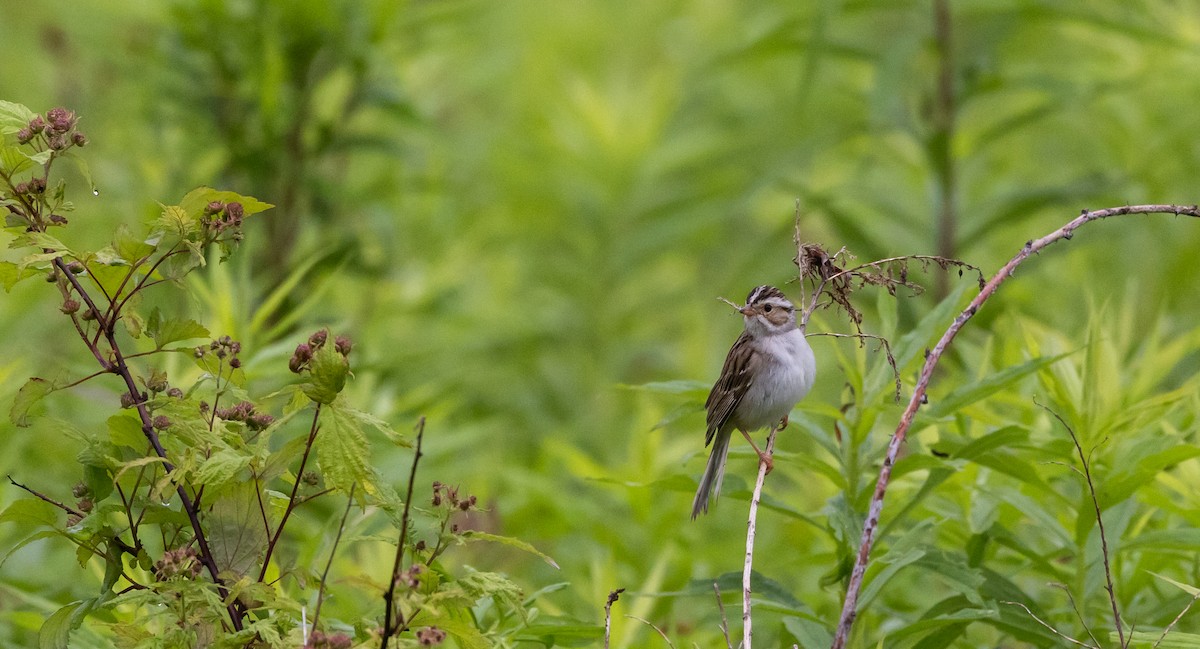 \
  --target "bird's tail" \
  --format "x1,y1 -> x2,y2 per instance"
691,430 -> 732,519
